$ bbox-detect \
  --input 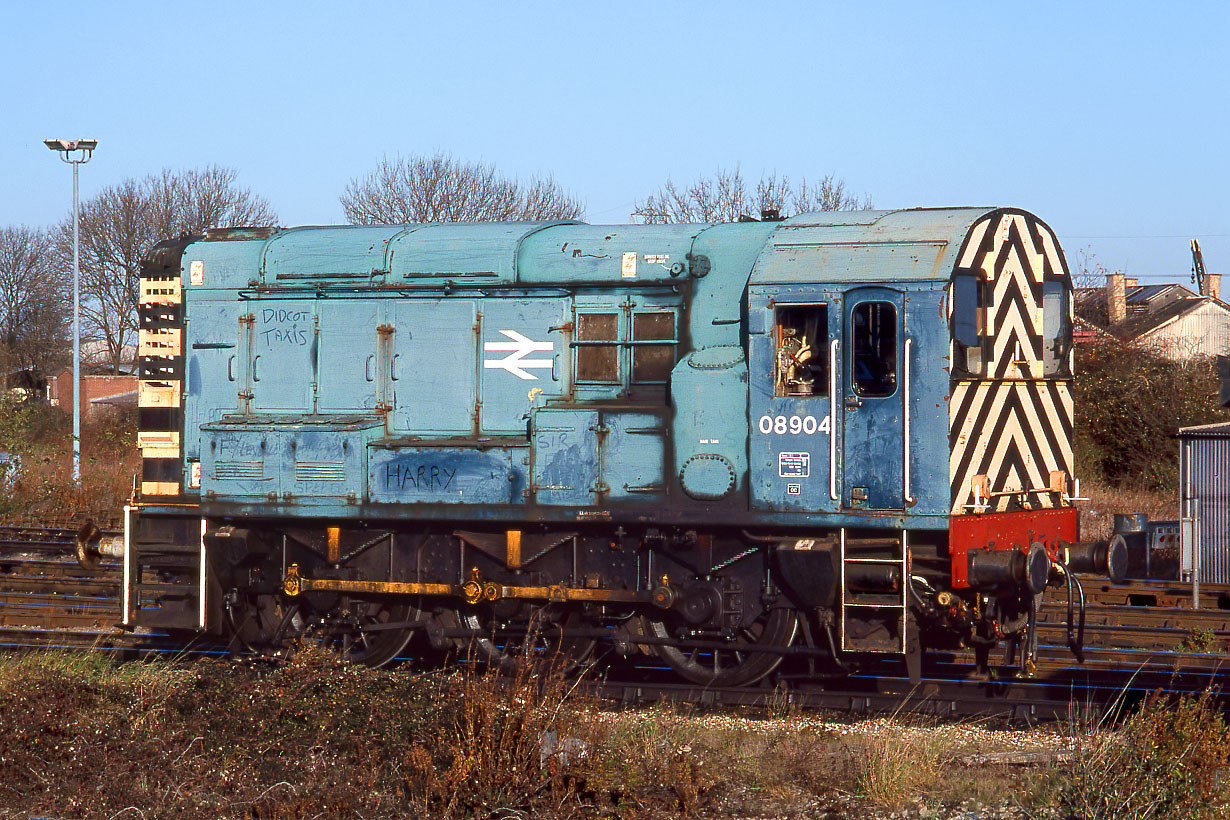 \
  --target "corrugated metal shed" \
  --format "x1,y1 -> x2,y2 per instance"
1177,421 -> 1230,585
1123,298 -> 1230,360
1073,281 -> 1230,360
